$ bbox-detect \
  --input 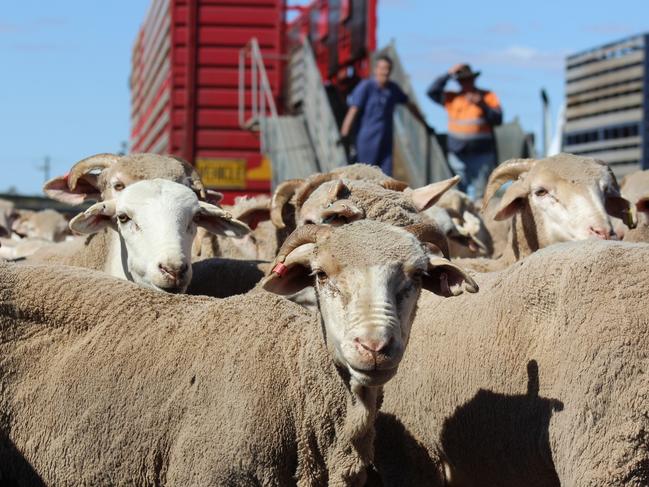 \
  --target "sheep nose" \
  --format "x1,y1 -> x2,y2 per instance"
353,336 -> 393,355
158,263 -> 188,280
588,226 -> 614,240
